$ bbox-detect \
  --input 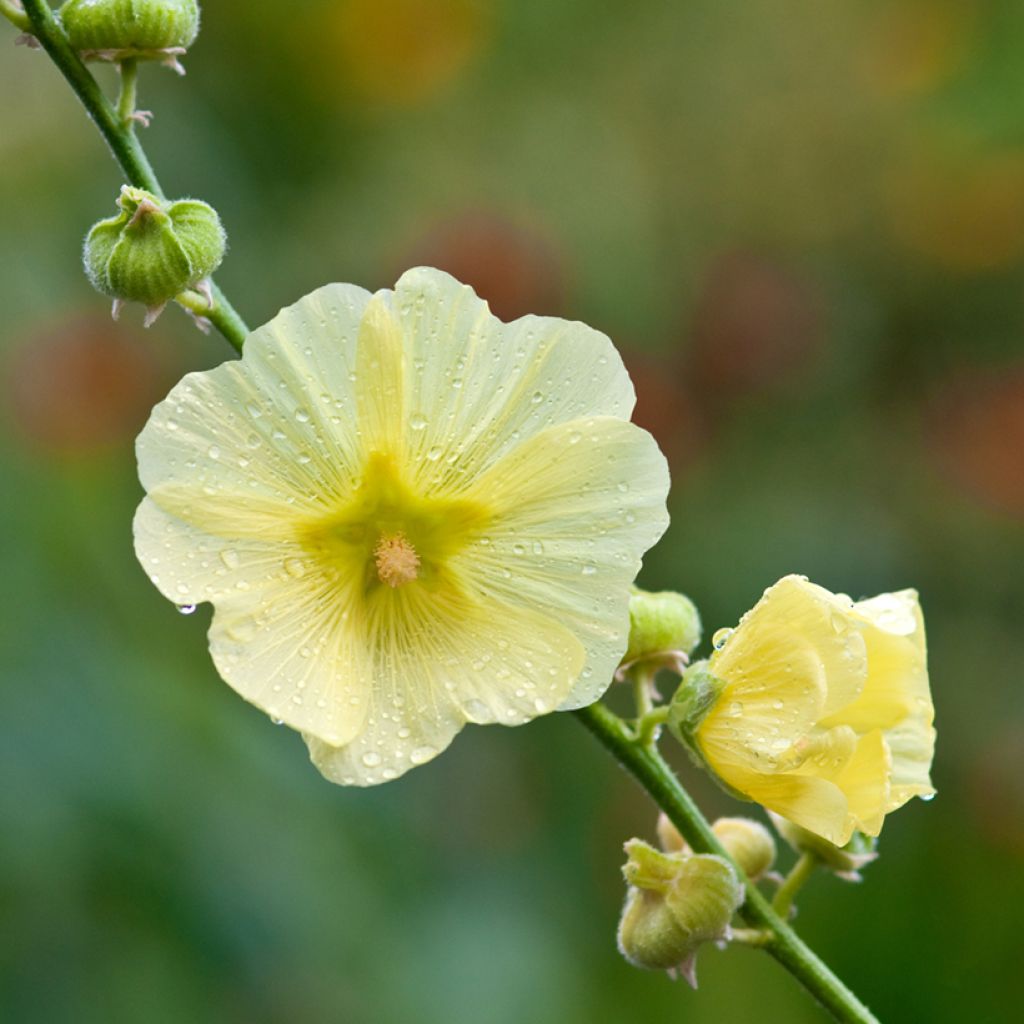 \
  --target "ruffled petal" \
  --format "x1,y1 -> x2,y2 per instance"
305,587 -> 585,785
392,267 -> 638,492
711,576 -> 868,722
137,283 -> 373,538
834,729 -> 891,837
453,415 -> 669,708
135,498 -> 370,745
